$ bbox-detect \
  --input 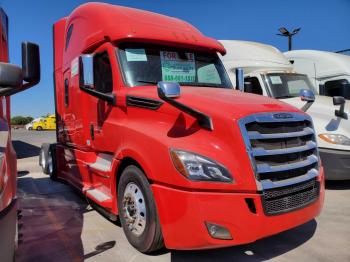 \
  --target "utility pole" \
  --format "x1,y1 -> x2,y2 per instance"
277,27 -> 301,51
